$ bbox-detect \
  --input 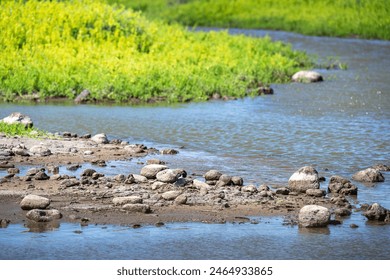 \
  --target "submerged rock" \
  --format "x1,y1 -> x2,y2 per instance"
298,205 -> 330,228
363,203 -> 390,222
328,175 -> 358,195
1,112 -> 33,128
26,209 -> 62,222
20,194 -> 50,210
292,71 -> 323,83
352,168 -> 385,183
288,166 -> 320,193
